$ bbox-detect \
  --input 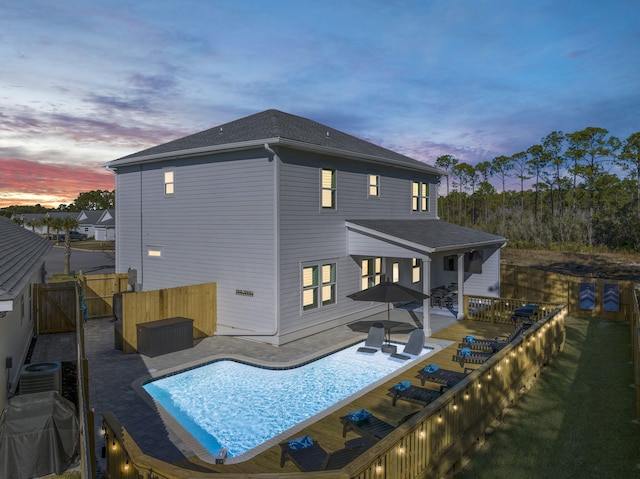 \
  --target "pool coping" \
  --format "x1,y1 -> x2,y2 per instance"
132,336 -> 453,465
